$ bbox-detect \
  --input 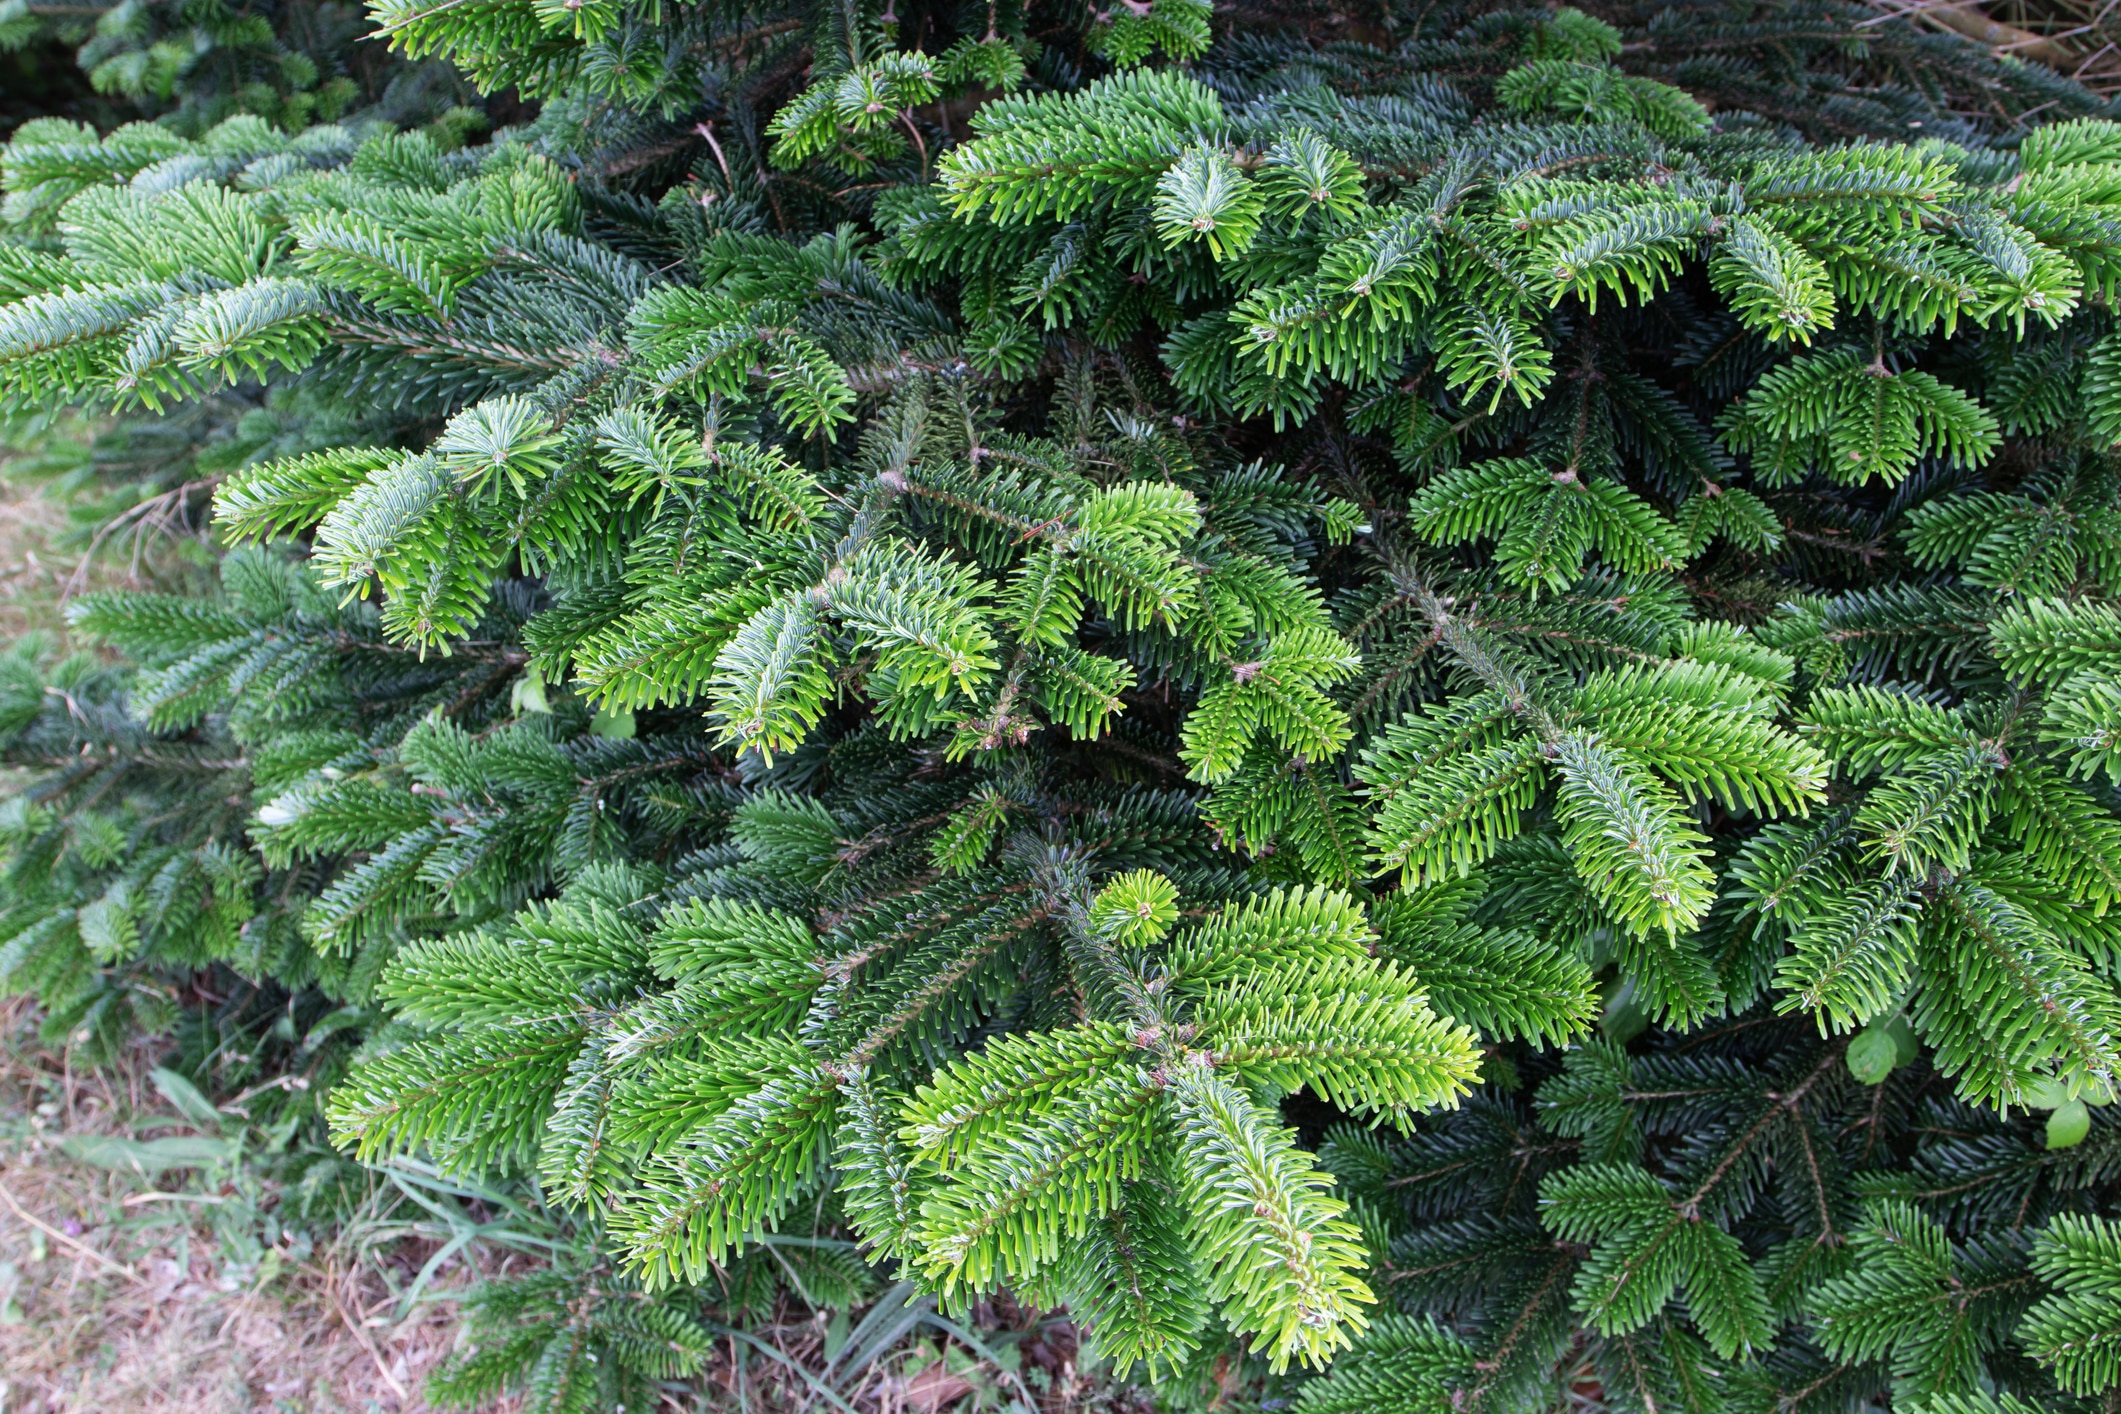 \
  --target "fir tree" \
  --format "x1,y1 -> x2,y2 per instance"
6,0 -> 2121,1409
0,544 -> 548,1050
1297,1012 -> 2121,1412
6,0 -> 482,138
